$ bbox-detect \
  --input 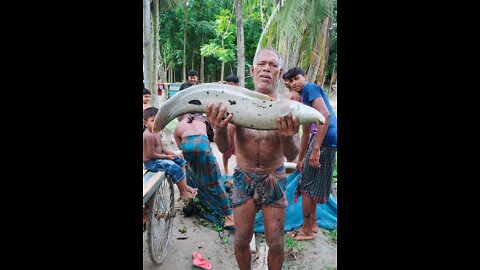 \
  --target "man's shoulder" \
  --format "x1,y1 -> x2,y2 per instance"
303,83 -> 325,95
304,82 -> 321,90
